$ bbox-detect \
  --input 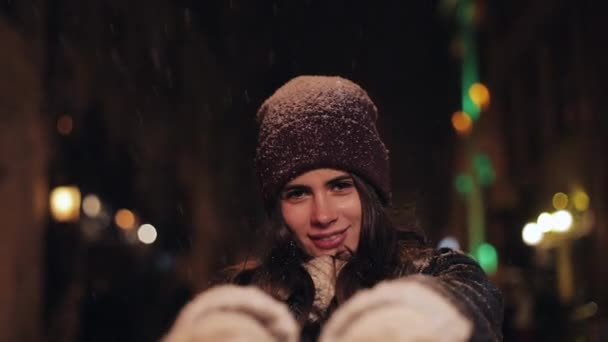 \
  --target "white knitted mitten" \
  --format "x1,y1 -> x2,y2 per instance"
163,285 -> 299,342
319,275 -> 472,342
302,255 -> 348,320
